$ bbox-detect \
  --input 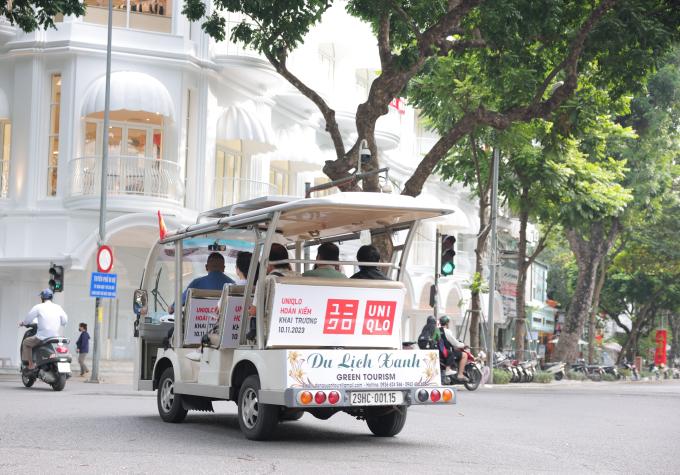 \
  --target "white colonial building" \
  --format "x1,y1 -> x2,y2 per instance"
0,1 -> 520,365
